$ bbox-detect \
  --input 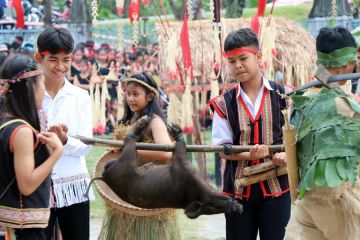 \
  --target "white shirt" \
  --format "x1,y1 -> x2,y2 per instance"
42,79 -> 94,207
212,78 -> 273,145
